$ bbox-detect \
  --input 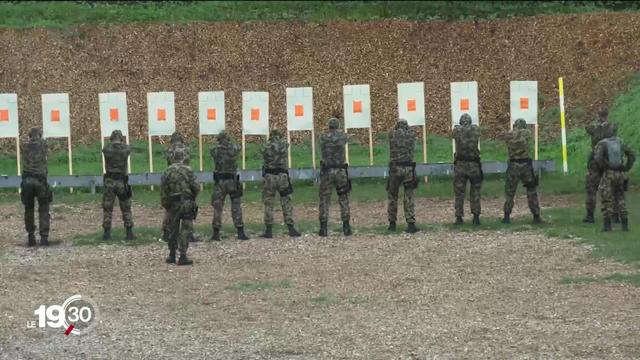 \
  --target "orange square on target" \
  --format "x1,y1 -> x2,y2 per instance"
207,108 -> 217,121
295,104 -> 304,117
407,99 -> 417,112
460,98 -> 469,111
0,109 -> 8,122
157,108 -> 166,121
251,107 -> 260,121
51,109 -> 60,122
353,100 -> 362,113
109,108 -> 119,122
520,97 -> 529,110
